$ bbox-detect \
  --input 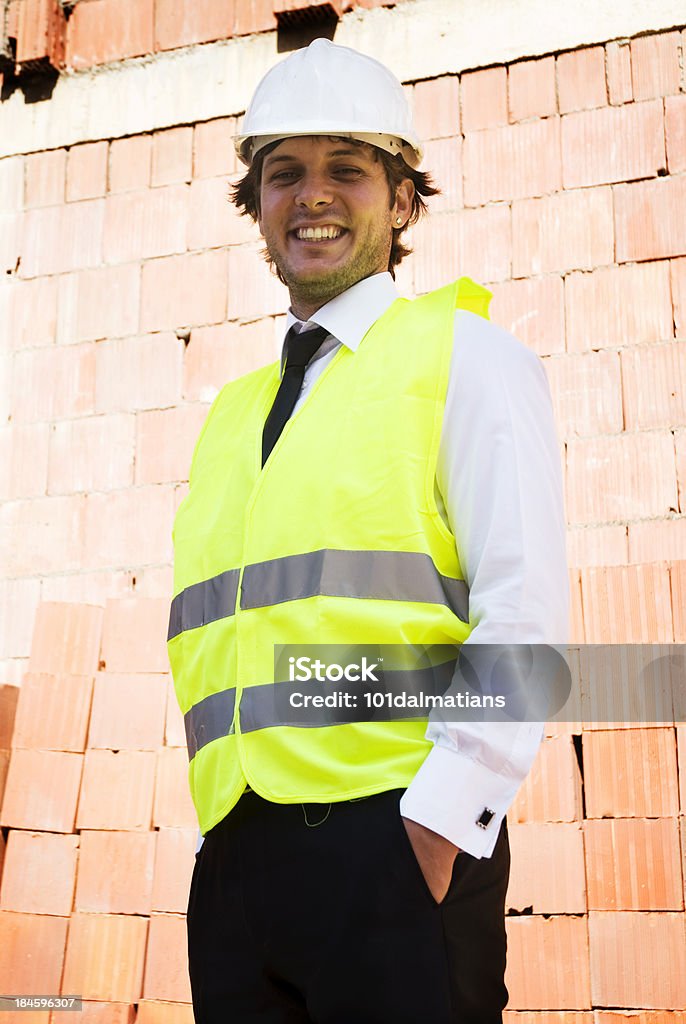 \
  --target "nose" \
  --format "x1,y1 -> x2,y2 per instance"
294,170 -> 334,210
